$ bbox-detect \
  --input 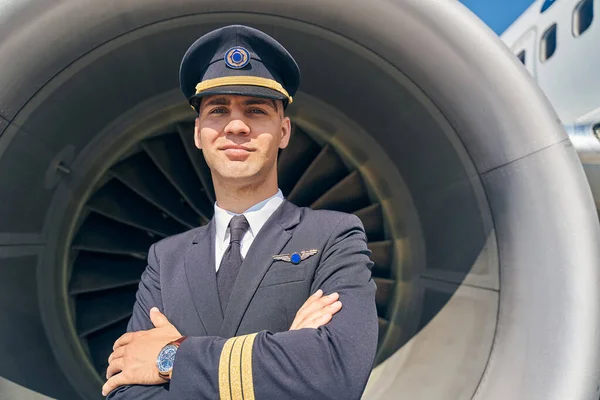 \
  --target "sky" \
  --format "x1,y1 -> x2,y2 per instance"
460,0 -> 537,34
